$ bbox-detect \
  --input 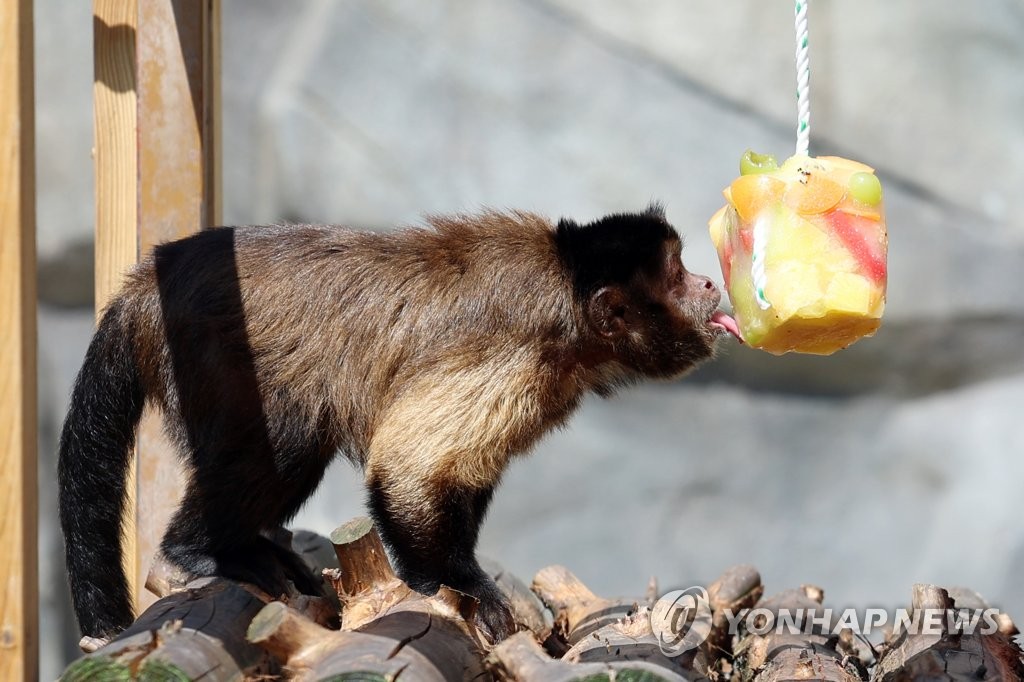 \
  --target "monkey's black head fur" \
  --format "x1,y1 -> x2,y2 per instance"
555,203 -> 680,300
